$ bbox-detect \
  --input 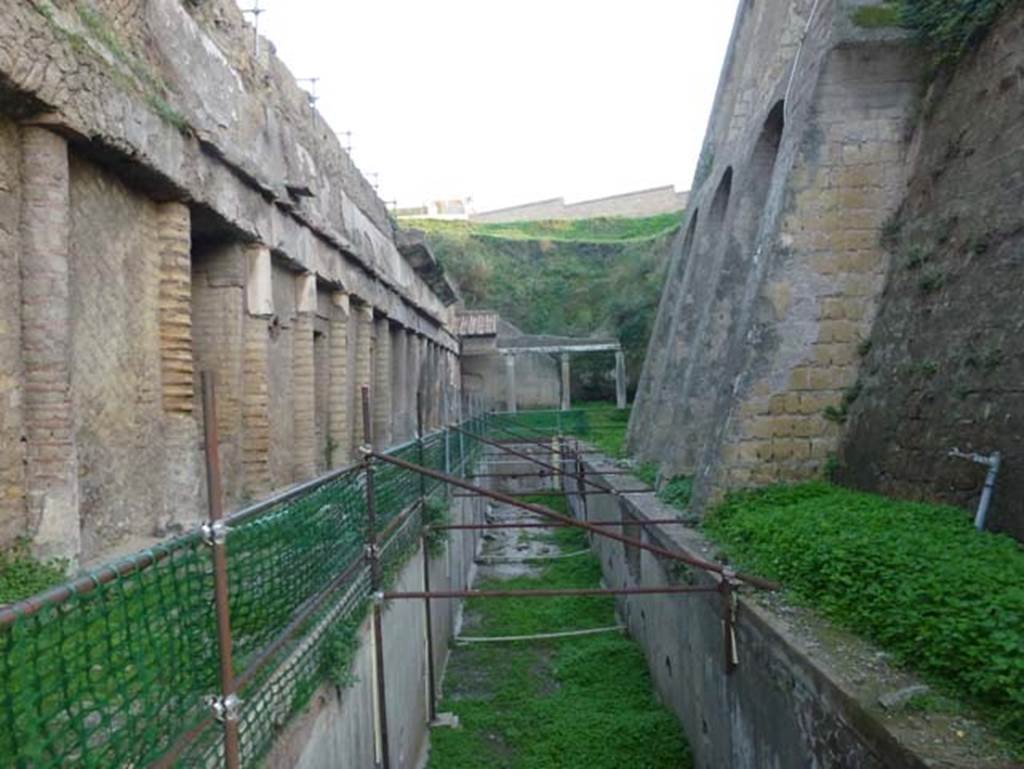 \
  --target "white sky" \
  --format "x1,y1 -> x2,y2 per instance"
244,1 -> 740,212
